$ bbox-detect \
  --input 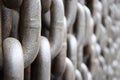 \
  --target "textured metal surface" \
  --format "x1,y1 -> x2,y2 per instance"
0,0 -> 119,80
